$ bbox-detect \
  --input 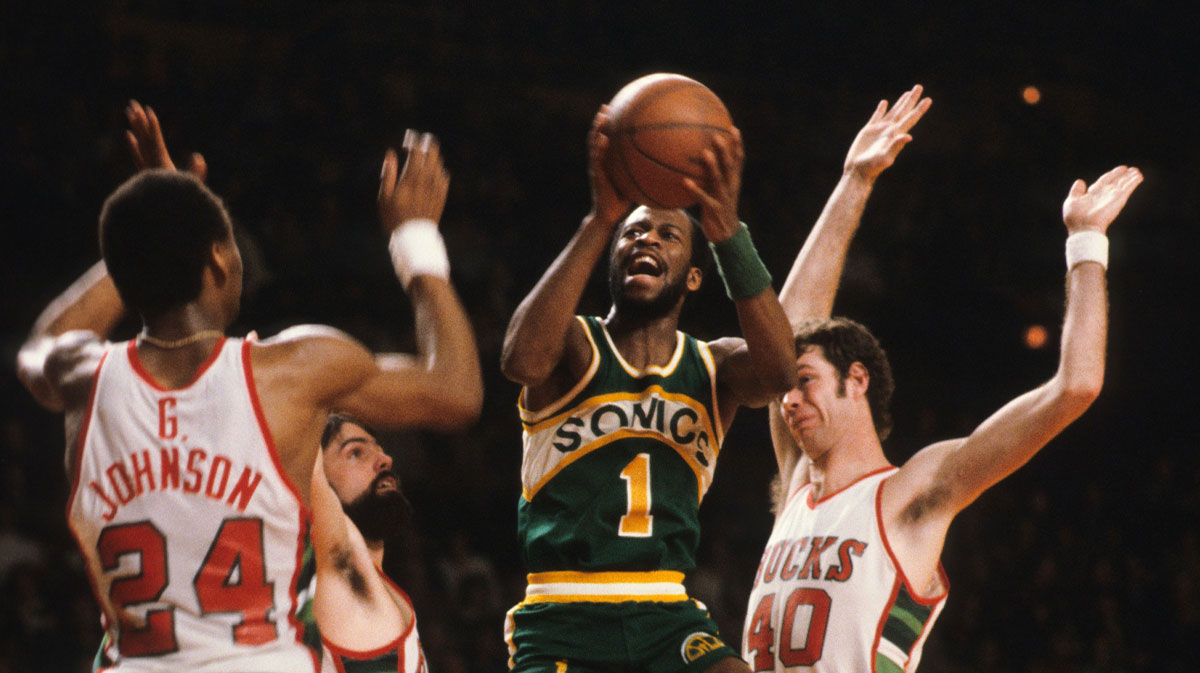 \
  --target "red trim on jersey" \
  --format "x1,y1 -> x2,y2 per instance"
805,466 -> 896,508
65,348 -> 109,517
873,477 -> 949,604
783,482 -> 811,512
321,567 -> 419,668
64,349 -> 113,633
240,338 -> 314,666
126,337 -> 227,391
